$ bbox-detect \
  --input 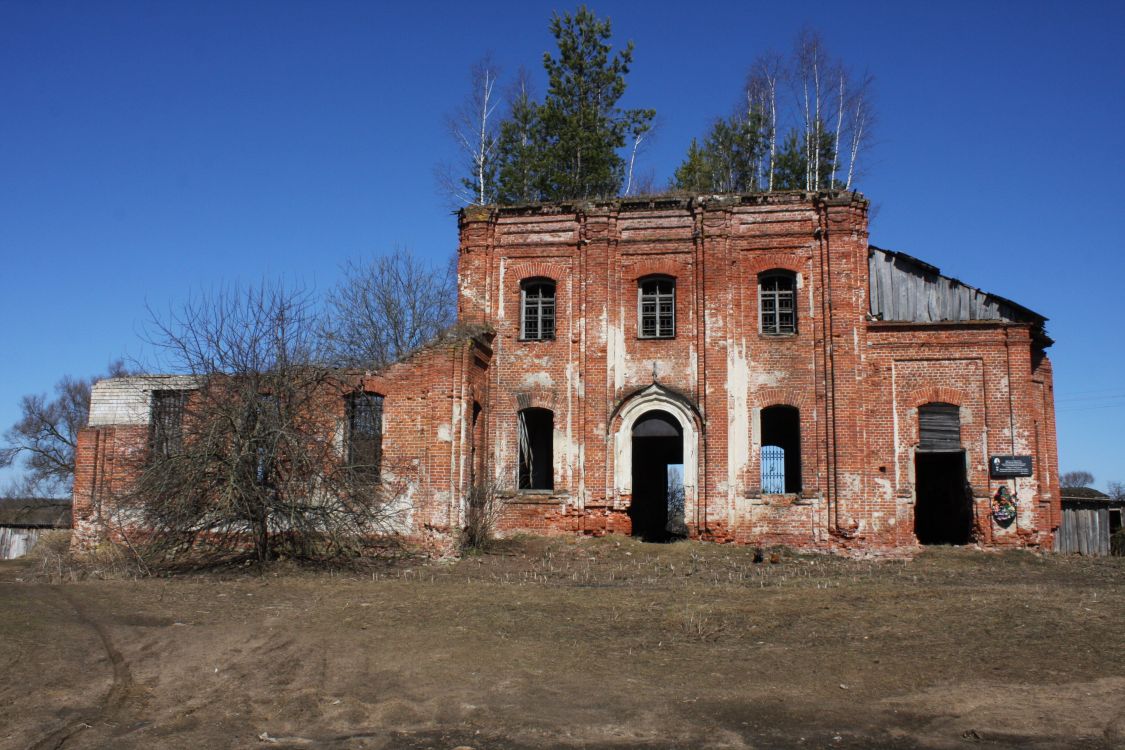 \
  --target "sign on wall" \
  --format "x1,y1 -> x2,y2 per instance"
990,455 -> 1033,478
